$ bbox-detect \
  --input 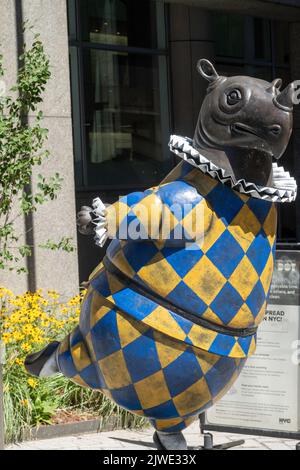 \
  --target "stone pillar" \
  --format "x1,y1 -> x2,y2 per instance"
169,4 -> 215,137
0,0 -> 79,297
0,0 -> 28,293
